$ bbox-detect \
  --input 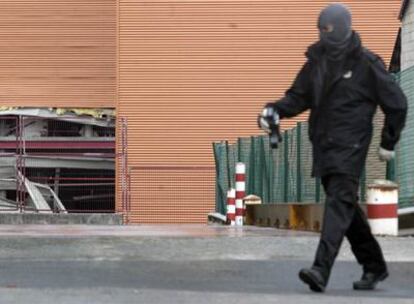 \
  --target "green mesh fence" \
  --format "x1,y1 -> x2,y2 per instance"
212,122 -> 326,215
213,67 -> 414,214
393,66 -> 414,208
